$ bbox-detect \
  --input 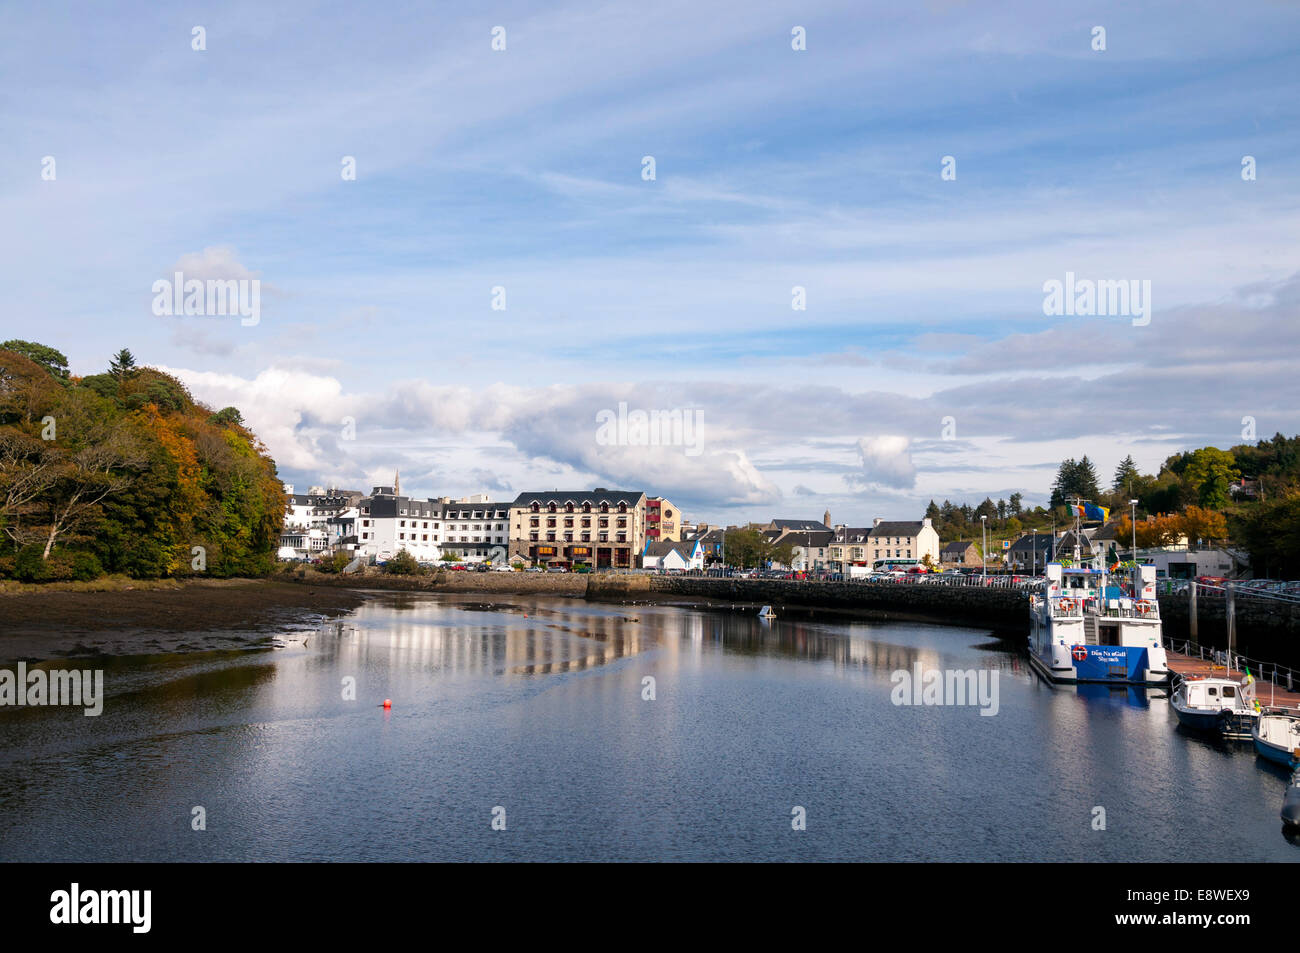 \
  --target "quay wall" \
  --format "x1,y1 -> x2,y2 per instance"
597,574 -> 1030,630
287,570 -> 1299,664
